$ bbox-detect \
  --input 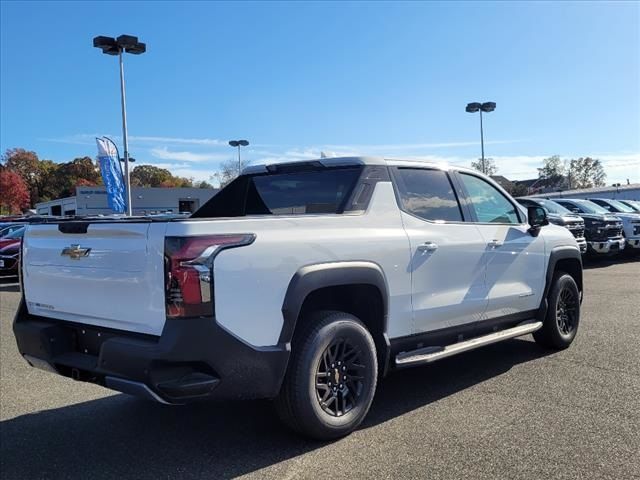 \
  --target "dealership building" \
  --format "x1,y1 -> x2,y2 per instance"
529,183 -> 640,201
35,186 -> 218,216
